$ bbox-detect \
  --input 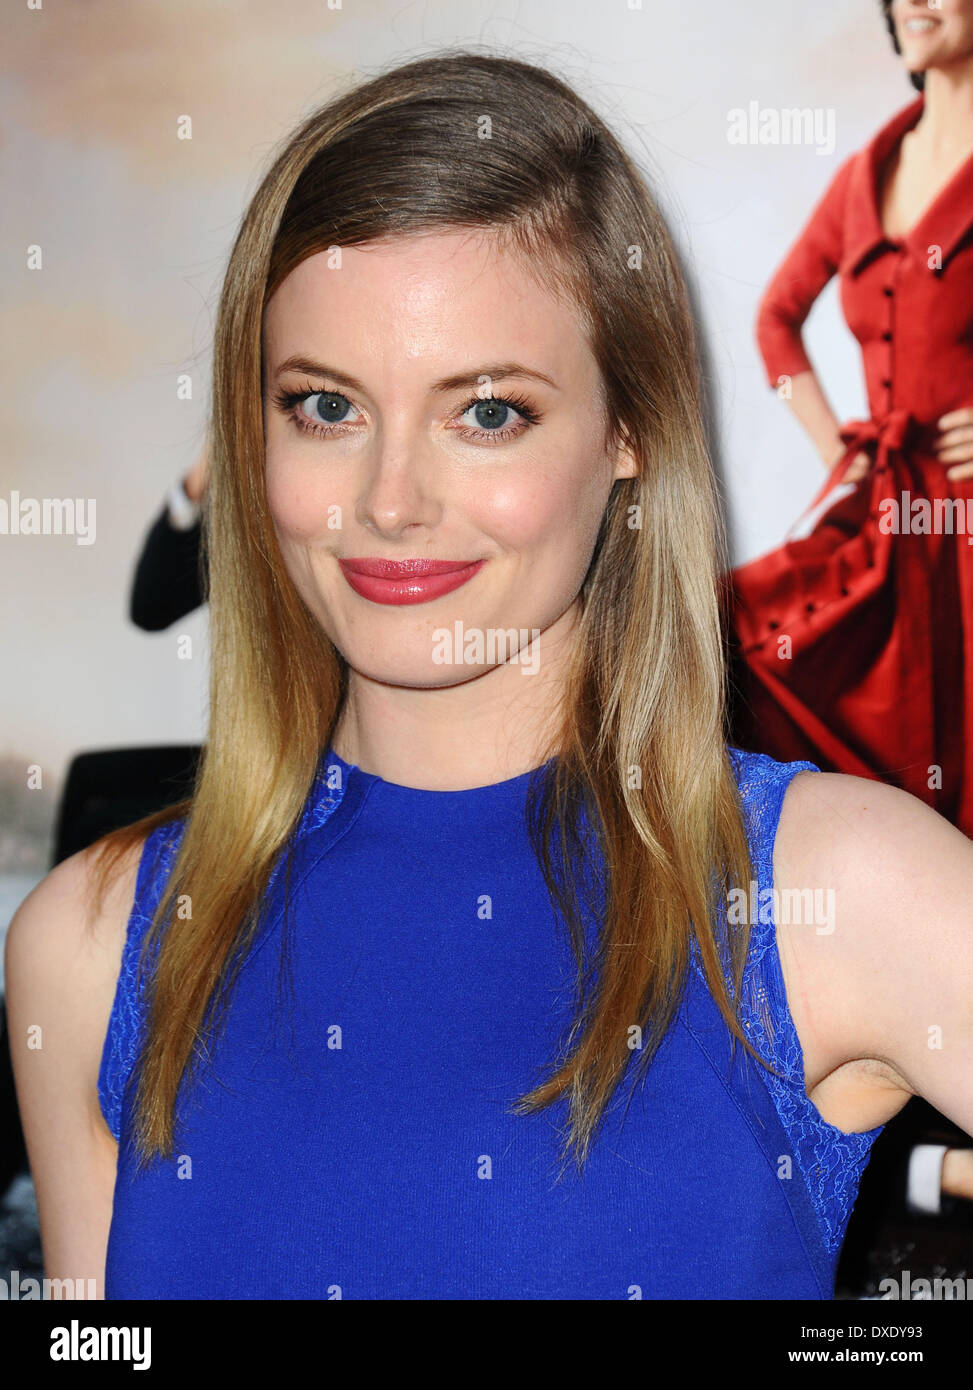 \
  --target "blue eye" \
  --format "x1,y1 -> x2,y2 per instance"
298,391 -> 361,426
271,382 -> 543,445
459,399 -> 521,431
